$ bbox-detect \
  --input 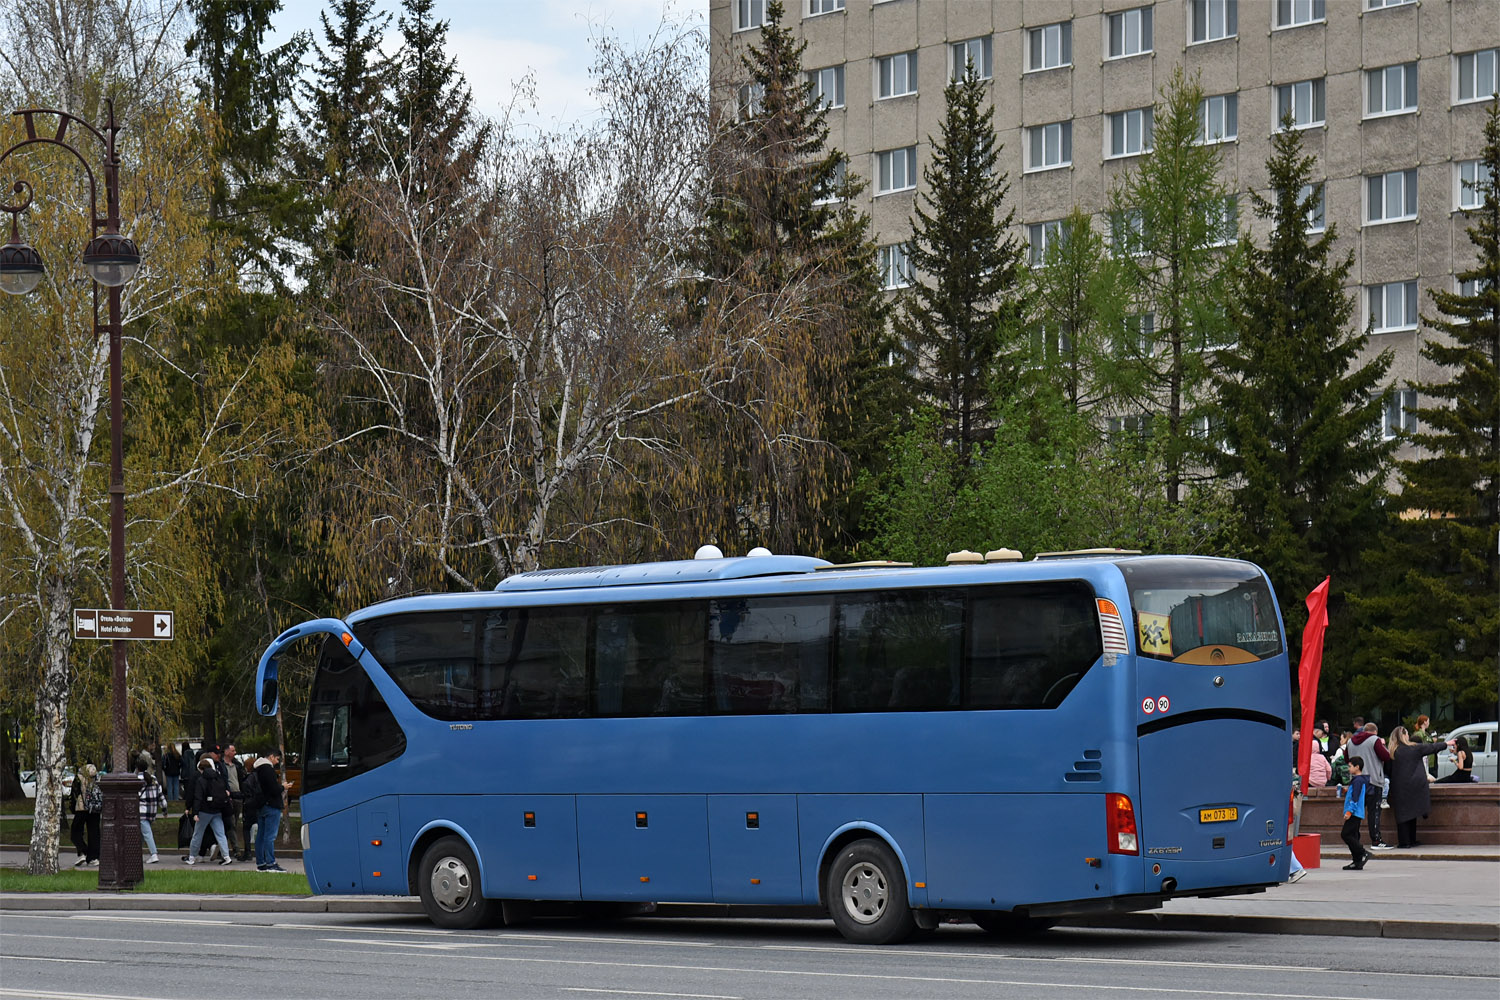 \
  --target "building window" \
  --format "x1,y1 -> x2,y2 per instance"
1274,0 -> 1324,29
1198,94 -> 1238,144
1207,196 -> 1238,246
1107,413 -> 1152,442
1027,22 -> 1072,72
951,36 -> 993,80
1457,275 -> 1492,302
808,0 -> 845,16
1457,159 -> 1493,211
1366,63 -> 1418,117
735,0 -> 765,31
1368,281 -> 1418,333
879,243 -> 913,289
1301,183 -> 1326,233
1456,49 -> 1499,105
1110,210 -> 1144,257
1366,169 -> 1418,224
878,51 -> 918,99
1365,0 -> 1414,9
1117,312 -> 1154,356
1029,325 -> 1073,363
1028,220 -> 1065,264
736,82 -> 765,118
1107,108 -> 1154,159
1026,121 -> 1072,172
813,160 -> 846,205
876,146 -> 917,194
1381,389 -> 1417,440
1106,7 -> 1152,59
1275,79 -> 1326,130
808,65 -> 845,109
1191,0 -> 1237,43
